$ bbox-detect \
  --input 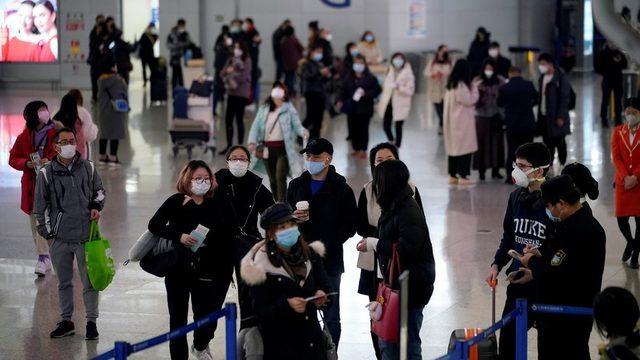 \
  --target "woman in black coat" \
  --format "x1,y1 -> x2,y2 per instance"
338,54 -> 382,159
240,202 -> 332,360
357,160 -> 435,360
